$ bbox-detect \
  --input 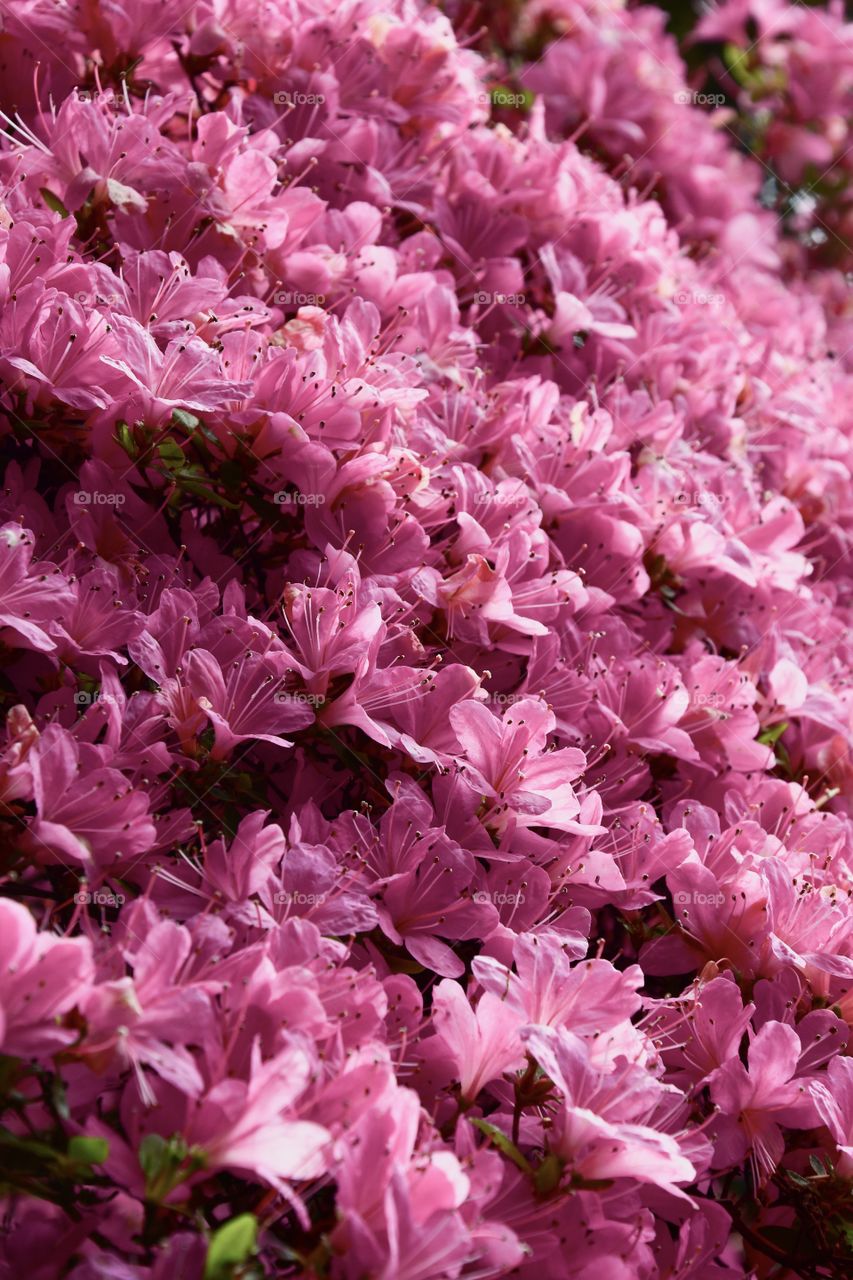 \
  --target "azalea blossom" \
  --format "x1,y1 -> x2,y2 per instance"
0,0 -> 850,1273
